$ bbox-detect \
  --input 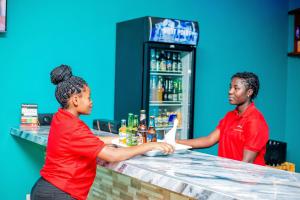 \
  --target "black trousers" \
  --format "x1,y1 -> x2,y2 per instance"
31,177 -> 75,200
